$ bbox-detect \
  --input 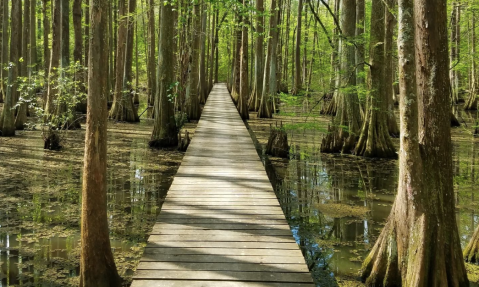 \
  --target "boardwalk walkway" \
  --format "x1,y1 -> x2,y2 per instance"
131,83 -> 314,287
